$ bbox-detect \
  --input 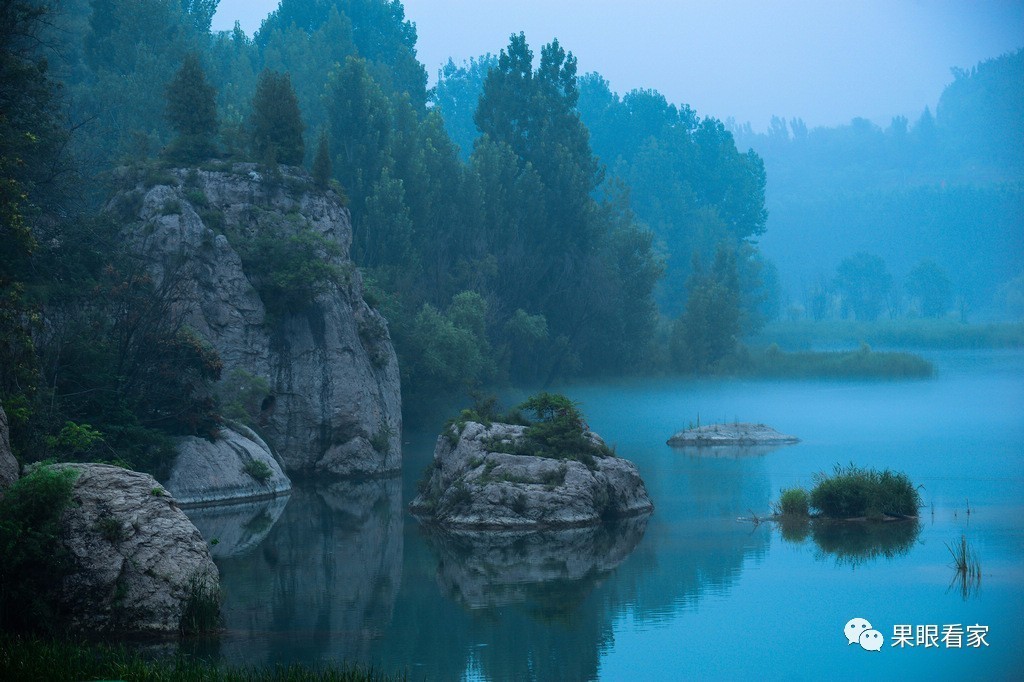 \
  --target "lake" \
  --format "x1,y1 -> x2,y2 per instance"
184,349 -> 1024,680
